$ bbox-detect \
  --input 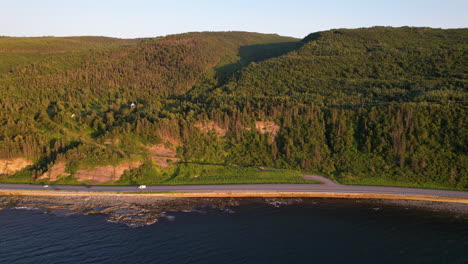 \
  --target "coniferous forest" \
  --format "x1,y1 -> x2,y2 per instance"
0,27 -> 466,189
